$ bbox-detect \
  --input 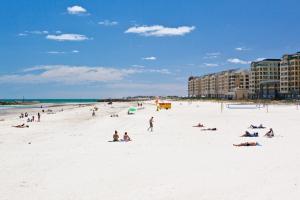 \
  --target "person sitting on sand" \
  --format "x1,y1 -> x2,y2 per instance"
233,142 -> 259,147
123,132 -> 131,142
12,123 -> 29,128
240,131 -> 258,137
264,128 -> 274,138
193,123 -> 204,127
113,130 -> 119,142
201,128 -> 217,131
